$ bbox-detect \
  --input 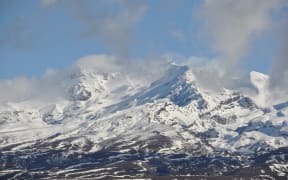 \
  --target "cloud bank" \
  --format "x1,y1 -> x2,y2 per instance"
0,54 -> 172,105
0,71 -> 66,105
